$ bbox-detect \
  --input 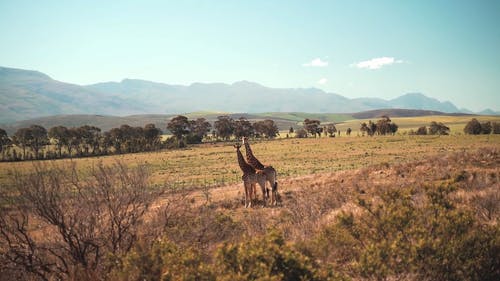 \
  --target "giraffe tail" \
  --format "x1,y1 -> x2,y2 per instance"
273,170 -> 278,192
